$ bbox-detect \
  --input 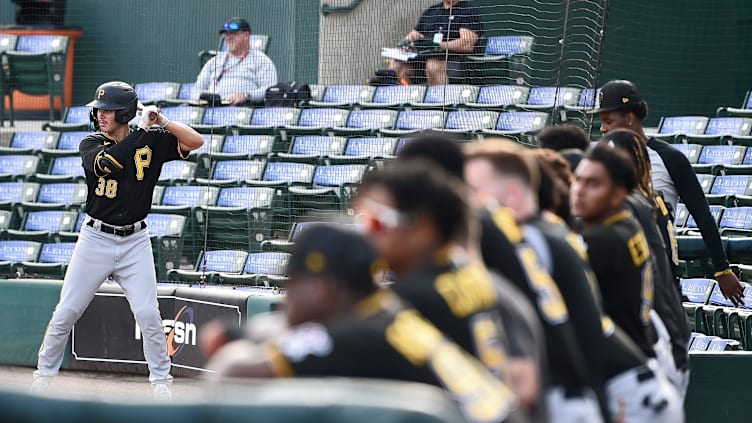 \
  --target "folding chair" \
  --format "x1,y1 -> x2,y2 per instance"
21,183 -> 87,212
133,82 -> 181,106
656,116 -> 709,143
196,159 -> 266,186
0,155 -> 41,181
481,111 -> 549,144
